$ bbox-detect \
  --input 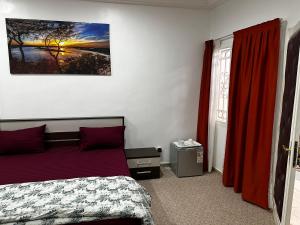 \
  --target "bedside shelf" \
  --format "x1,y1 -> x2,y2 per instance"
125,148 -> 161,180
